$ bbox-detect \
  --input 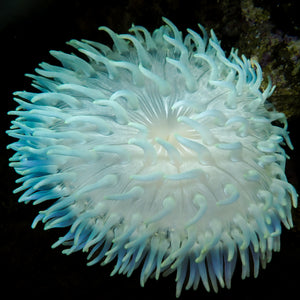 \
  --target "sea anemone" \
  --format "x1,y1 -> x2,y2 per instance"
7,18 -> 297,297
